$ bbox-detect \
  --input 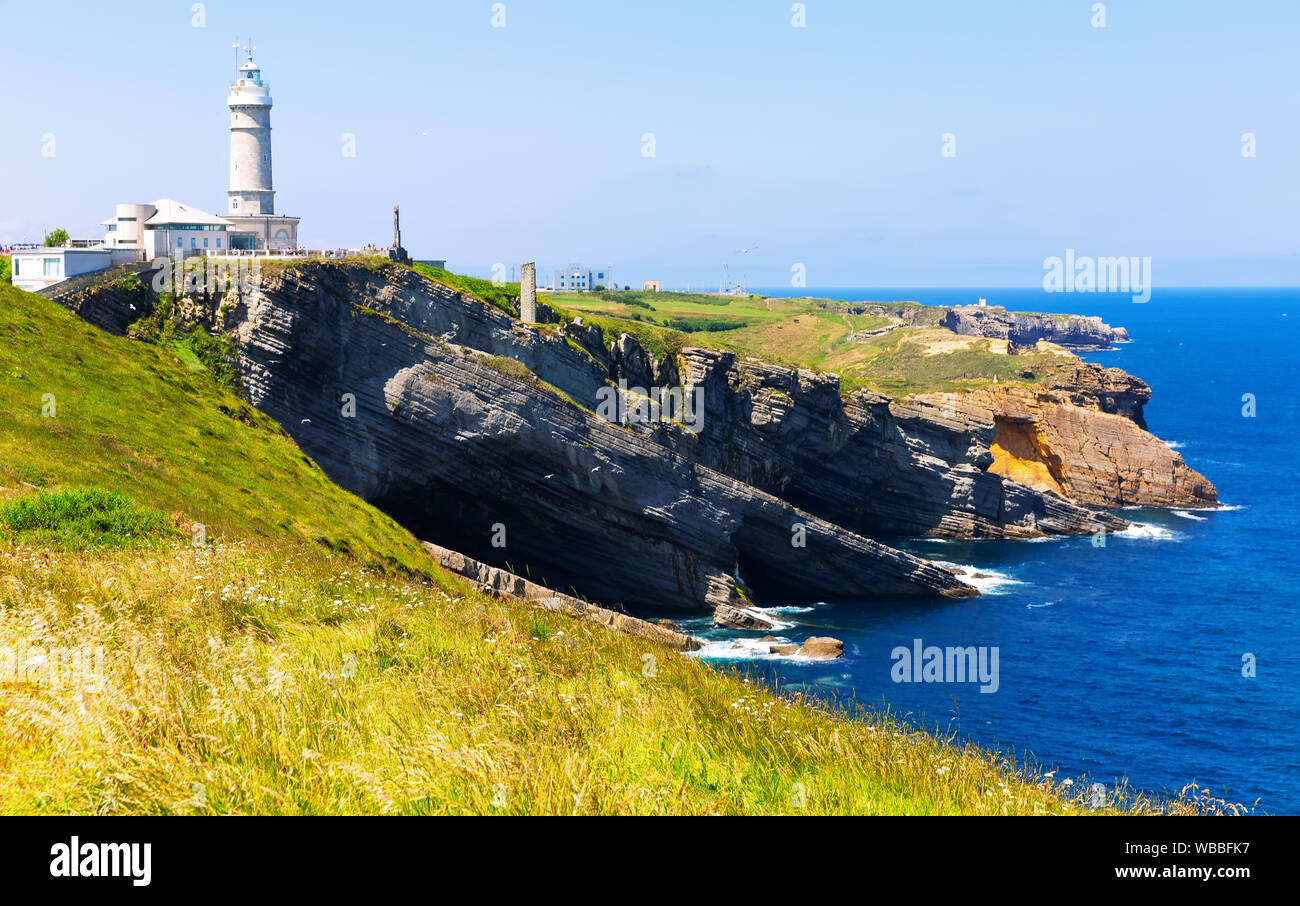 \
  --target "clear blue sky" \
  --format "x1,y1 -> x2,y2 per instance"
3,0 -> 1297,286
